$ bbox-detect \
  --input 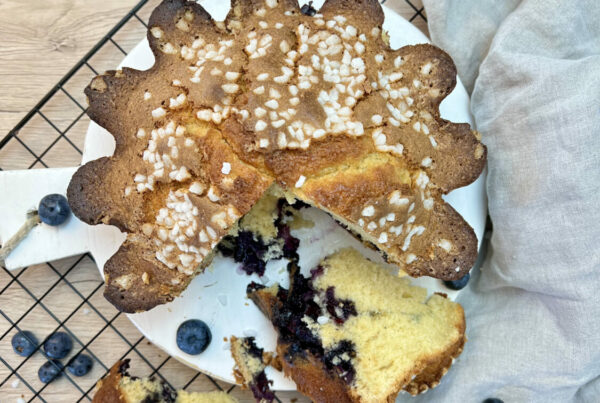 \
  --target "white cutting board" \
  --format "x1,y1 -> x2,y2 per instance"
0,0 -> 487,395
